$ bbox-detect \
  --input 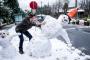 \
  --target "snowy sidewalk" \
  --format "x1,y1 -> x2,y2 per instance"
0,23 -> 15,30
